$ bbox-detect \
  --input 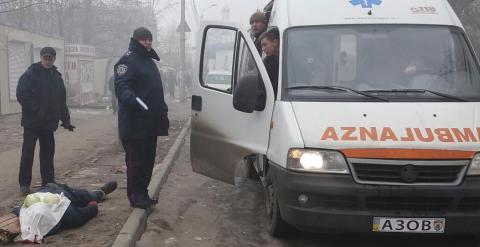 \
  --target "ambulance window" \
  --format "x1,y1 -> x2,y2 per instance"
201,27 -> 236,93
453,33 -> 480,87
236,35 -> 260,87
236,35 -> 266,110
337,34 -> 357,82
